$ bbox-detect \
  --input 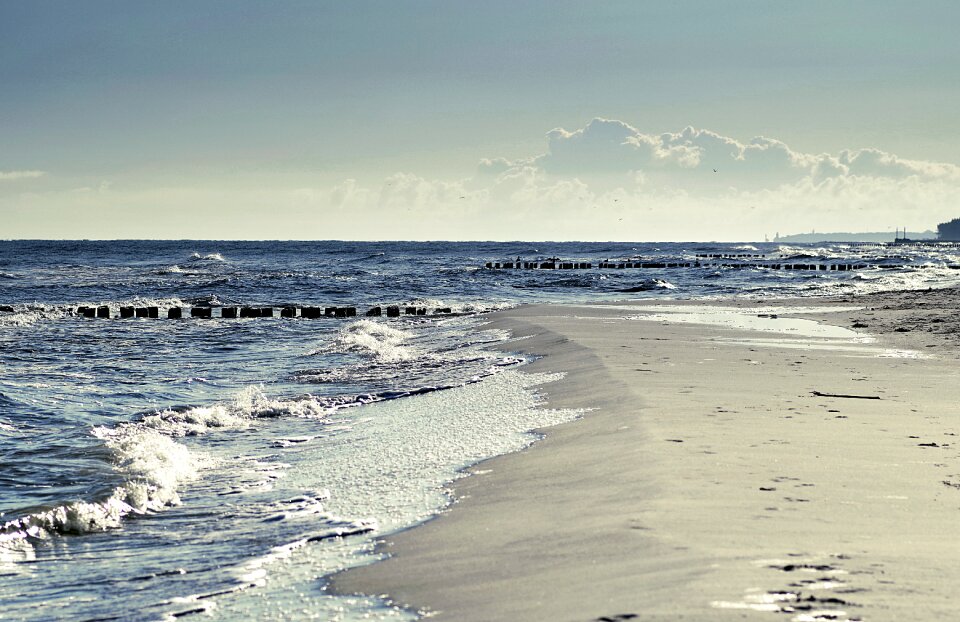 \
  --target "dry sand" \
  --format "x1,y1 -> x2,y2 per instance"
333,291 -> 960,621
